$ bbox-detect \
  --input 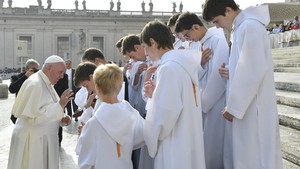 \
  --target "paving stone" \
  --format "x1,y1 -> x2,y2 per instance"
278,104 -> 300,131
283,158 -> 300,169
275,73 -> 300,92
276,90 -> 300,108
280,125 -> 300,167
